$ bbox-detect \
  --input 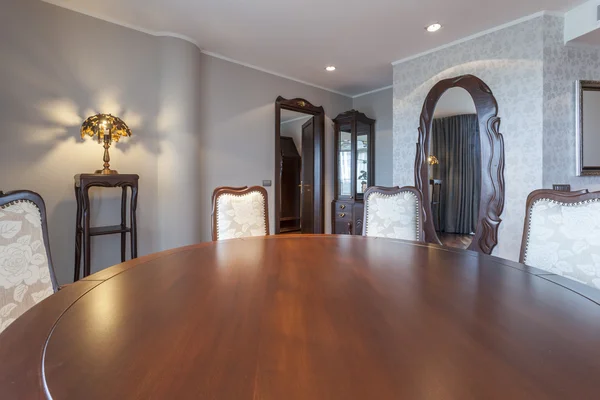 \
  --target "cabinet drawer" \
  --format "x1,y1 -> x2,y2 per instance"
333,218 -> 353,235
335,202 -> 352,213
334,210 -> 352,221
